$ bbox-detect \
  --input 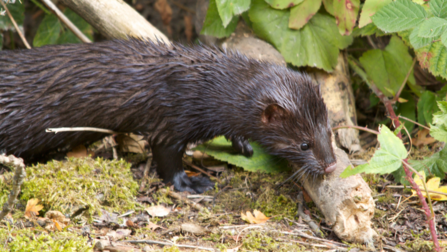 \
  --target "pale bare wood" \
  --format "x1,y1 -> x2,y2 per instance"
58,0 -> 170,44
